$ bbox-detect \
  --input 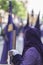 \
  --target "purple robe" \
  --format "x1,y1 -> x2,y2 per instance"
0,0 -> 18,63
11,27 -> 43,65
12,47 -> 42,65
